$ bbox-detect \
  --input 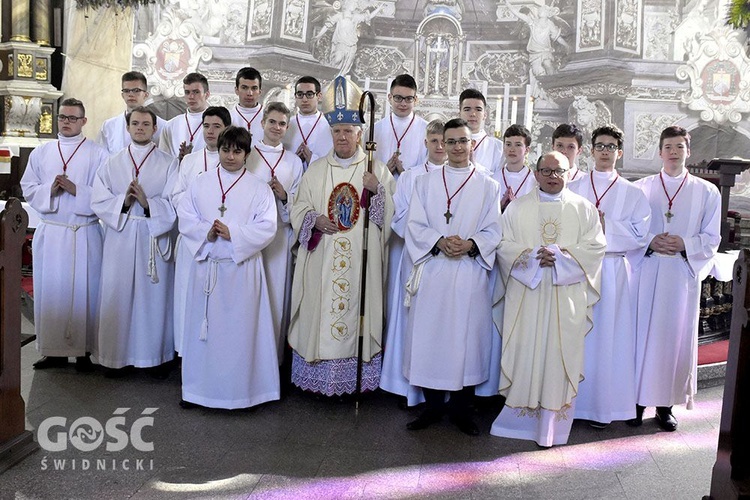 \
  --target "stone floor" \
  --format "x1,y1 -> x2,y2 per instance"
1,317 -> 724,499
